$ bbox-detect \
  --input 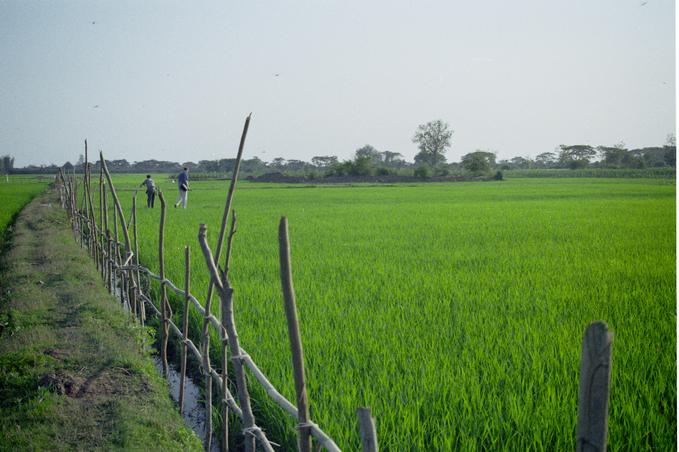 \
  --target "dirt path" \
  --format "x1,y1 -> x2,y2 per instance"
0,190 -> 201,451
